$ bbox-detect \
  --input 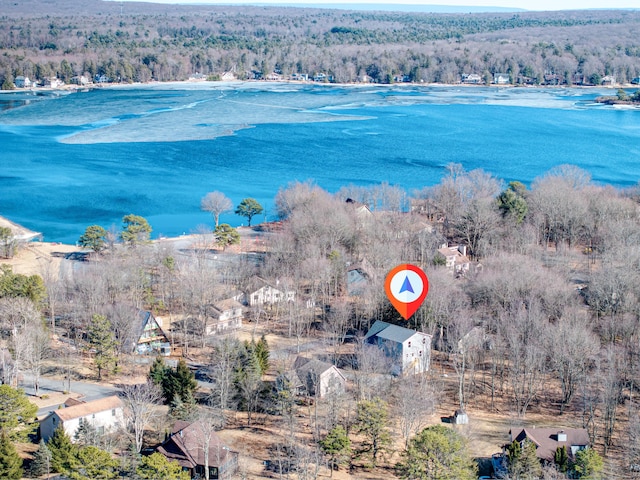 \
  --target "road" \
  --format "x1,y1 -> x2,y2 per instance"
21,373 -> 119,417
